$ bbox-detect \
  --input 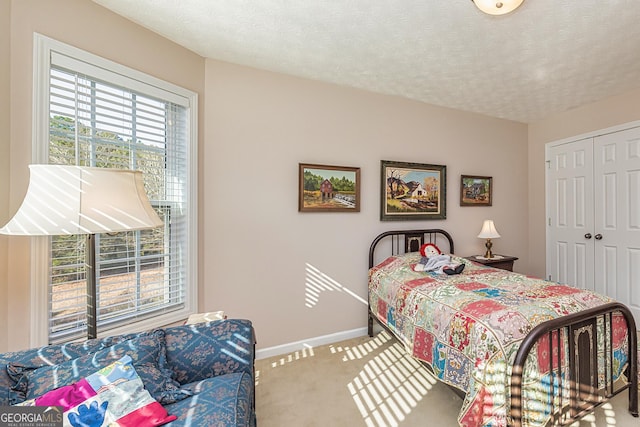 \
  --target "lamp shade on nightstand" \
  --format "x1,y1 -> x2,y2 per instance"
478,219 -> 500,259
